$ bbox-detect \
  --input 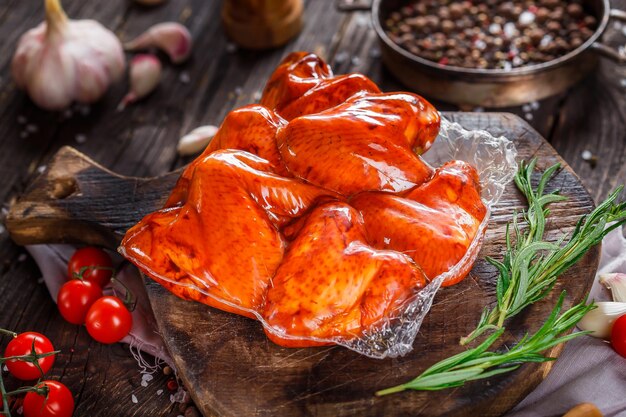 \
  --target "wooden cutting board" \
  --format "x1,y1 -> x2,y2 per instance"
6,112 -> 599,417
